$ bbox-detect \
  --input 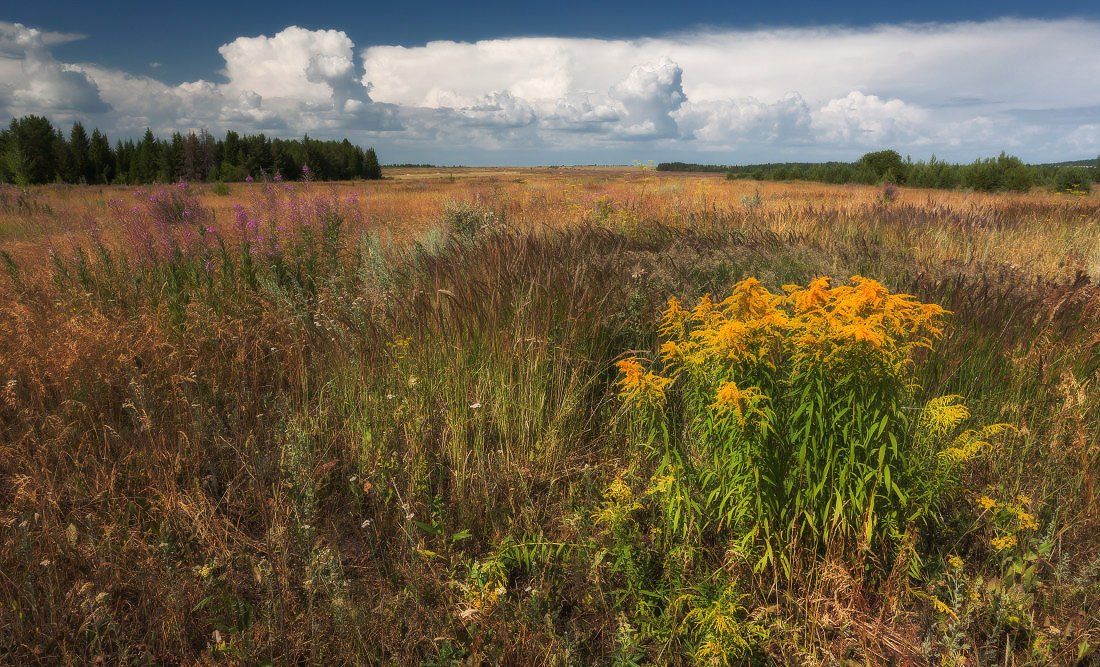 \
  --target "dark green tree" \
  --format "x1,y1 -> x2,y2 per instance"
69,122 -> 93,184
89,129 -> 114,184
364,147 -> 382,180
4,116 -> 59,185
857,149 -> 907,184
